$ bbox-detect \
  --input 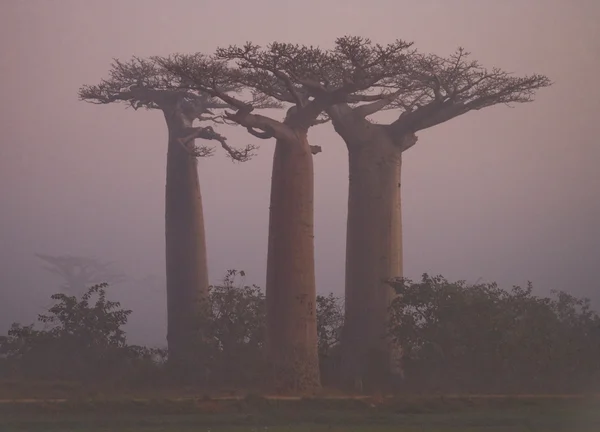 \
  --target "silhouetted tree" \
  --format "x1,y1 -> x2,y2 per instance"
78,58 -> 256,367
324,38 -> 551,390
207,270 -> 266,387
157,38 -> 412,392
35,253 -> 126,297
0,283 -> 138,381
